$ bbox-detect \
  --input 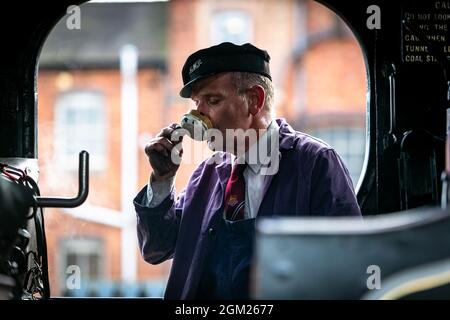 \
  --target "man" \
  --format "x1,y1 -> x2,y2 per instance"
133,42 -> 361,300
